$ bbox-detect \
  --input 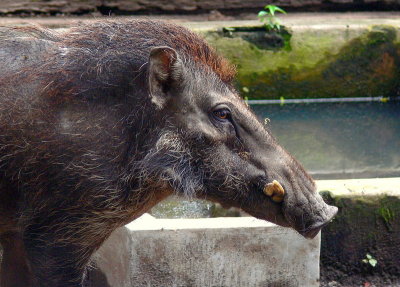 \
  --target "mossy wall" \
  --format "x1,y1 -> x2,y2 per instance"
205,25 -> 400,99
